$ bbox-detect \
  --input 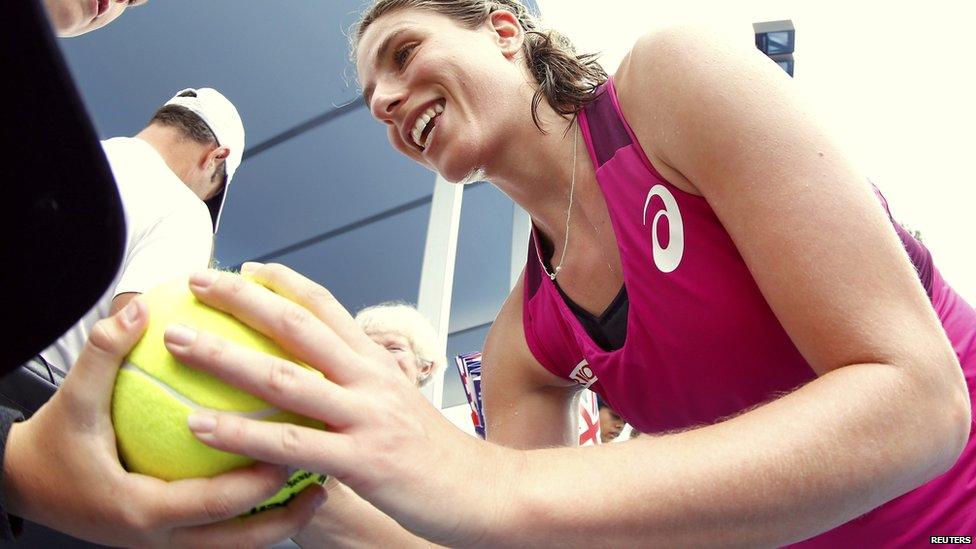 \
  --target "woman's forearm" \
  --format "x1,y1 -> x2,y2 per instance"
494,362 -> 969,547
